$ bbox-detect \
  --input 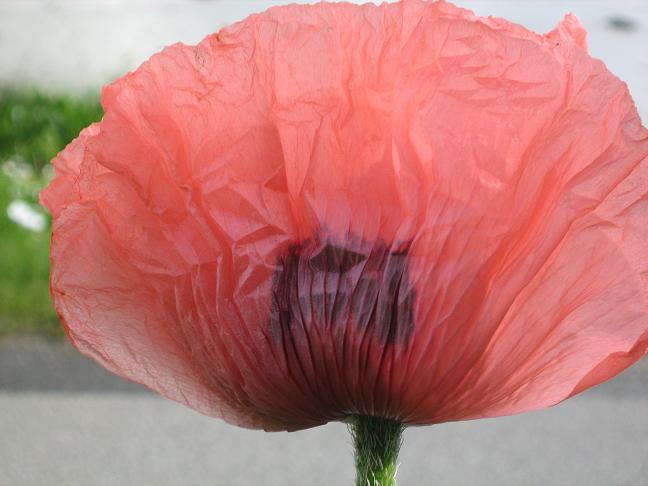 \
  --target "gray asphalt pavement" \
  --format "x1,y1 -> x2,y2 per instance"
1,335 -> 647,486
